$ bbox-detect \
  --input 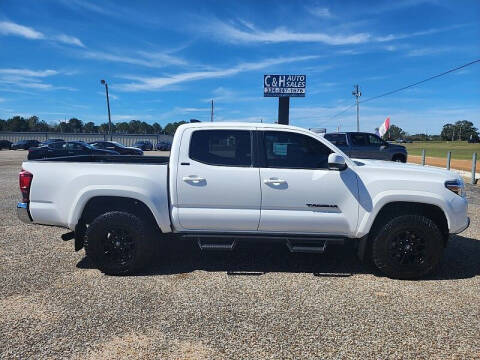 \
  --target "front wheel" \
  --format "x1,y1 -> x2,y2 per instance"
85,211 -> 152,275
372,215 -> 444,279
